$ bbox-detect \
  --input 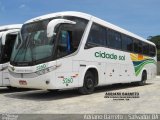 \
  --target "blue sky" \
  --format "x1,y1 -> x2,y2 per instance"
0,0 -> 159,39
